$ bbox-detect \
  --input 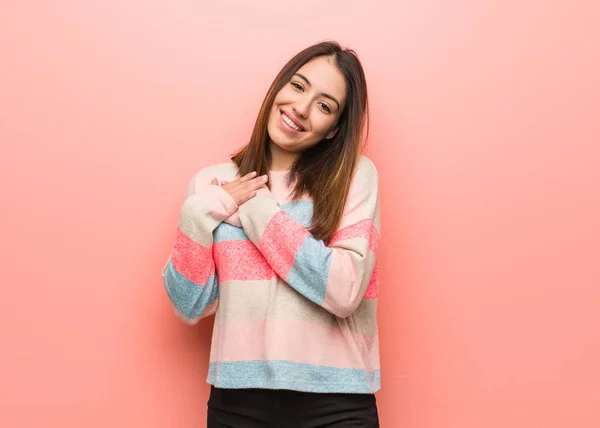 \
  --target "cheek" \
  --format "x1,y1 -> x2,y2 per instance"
274,86 -> 293,105
269,103 -> 278,119
269,98 -> 284,123
311,113 -> 336,136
